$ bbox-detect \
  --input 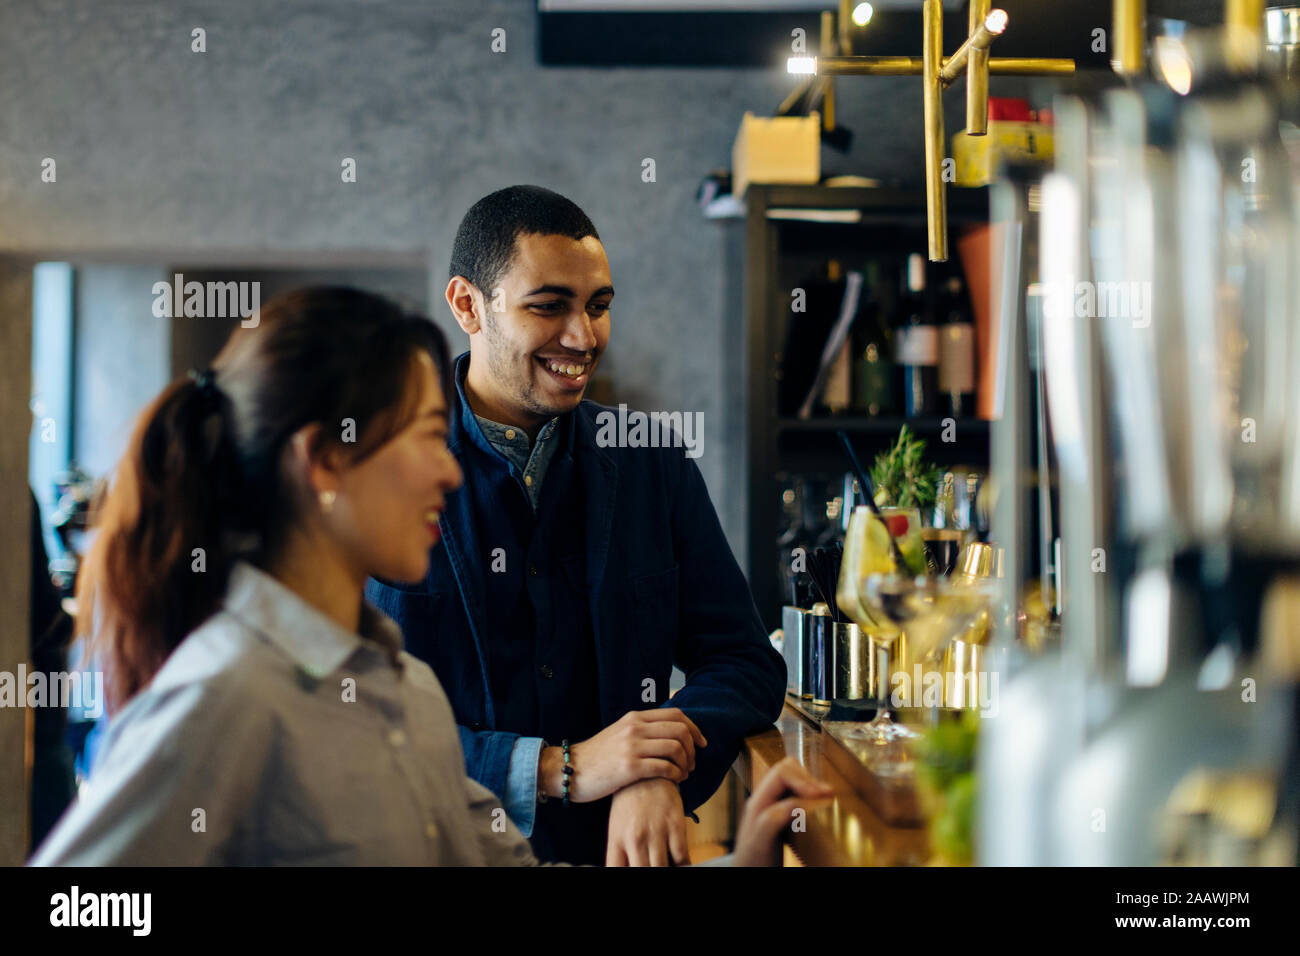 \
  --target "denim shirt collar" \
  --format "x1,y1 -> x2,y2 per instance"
475,416 -> 558,473
451,352 -> 503,461
450,351 -> 576,470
